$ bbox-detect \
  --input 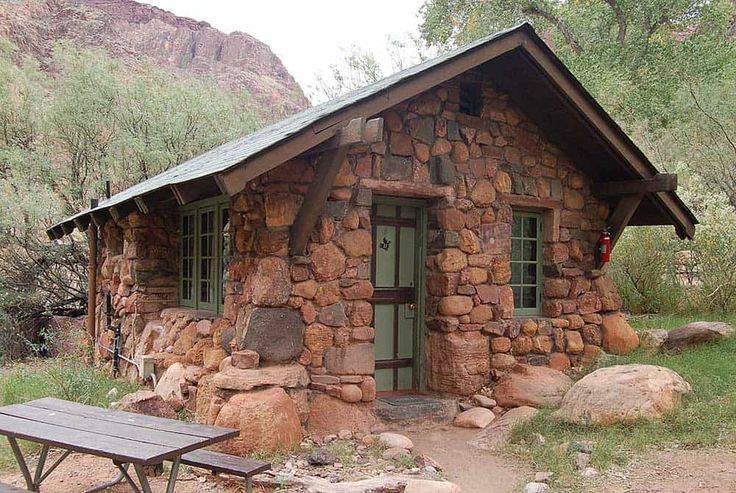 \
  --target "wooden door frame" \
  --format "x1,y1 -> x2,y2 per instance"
371,195 -> 428,392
